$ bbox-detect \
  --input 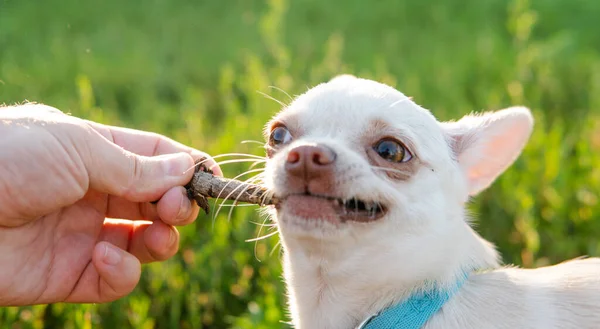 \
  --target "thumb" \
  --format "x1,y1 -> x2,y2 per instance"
92,242 -> 142,303
81,132 -> 195,202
